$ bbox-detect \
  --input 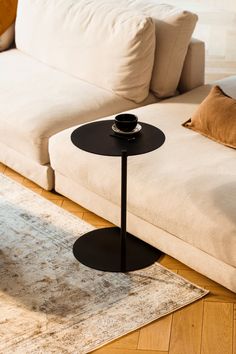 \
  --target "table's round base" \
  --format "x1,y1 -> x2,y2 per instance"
73,227 -> 162,272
